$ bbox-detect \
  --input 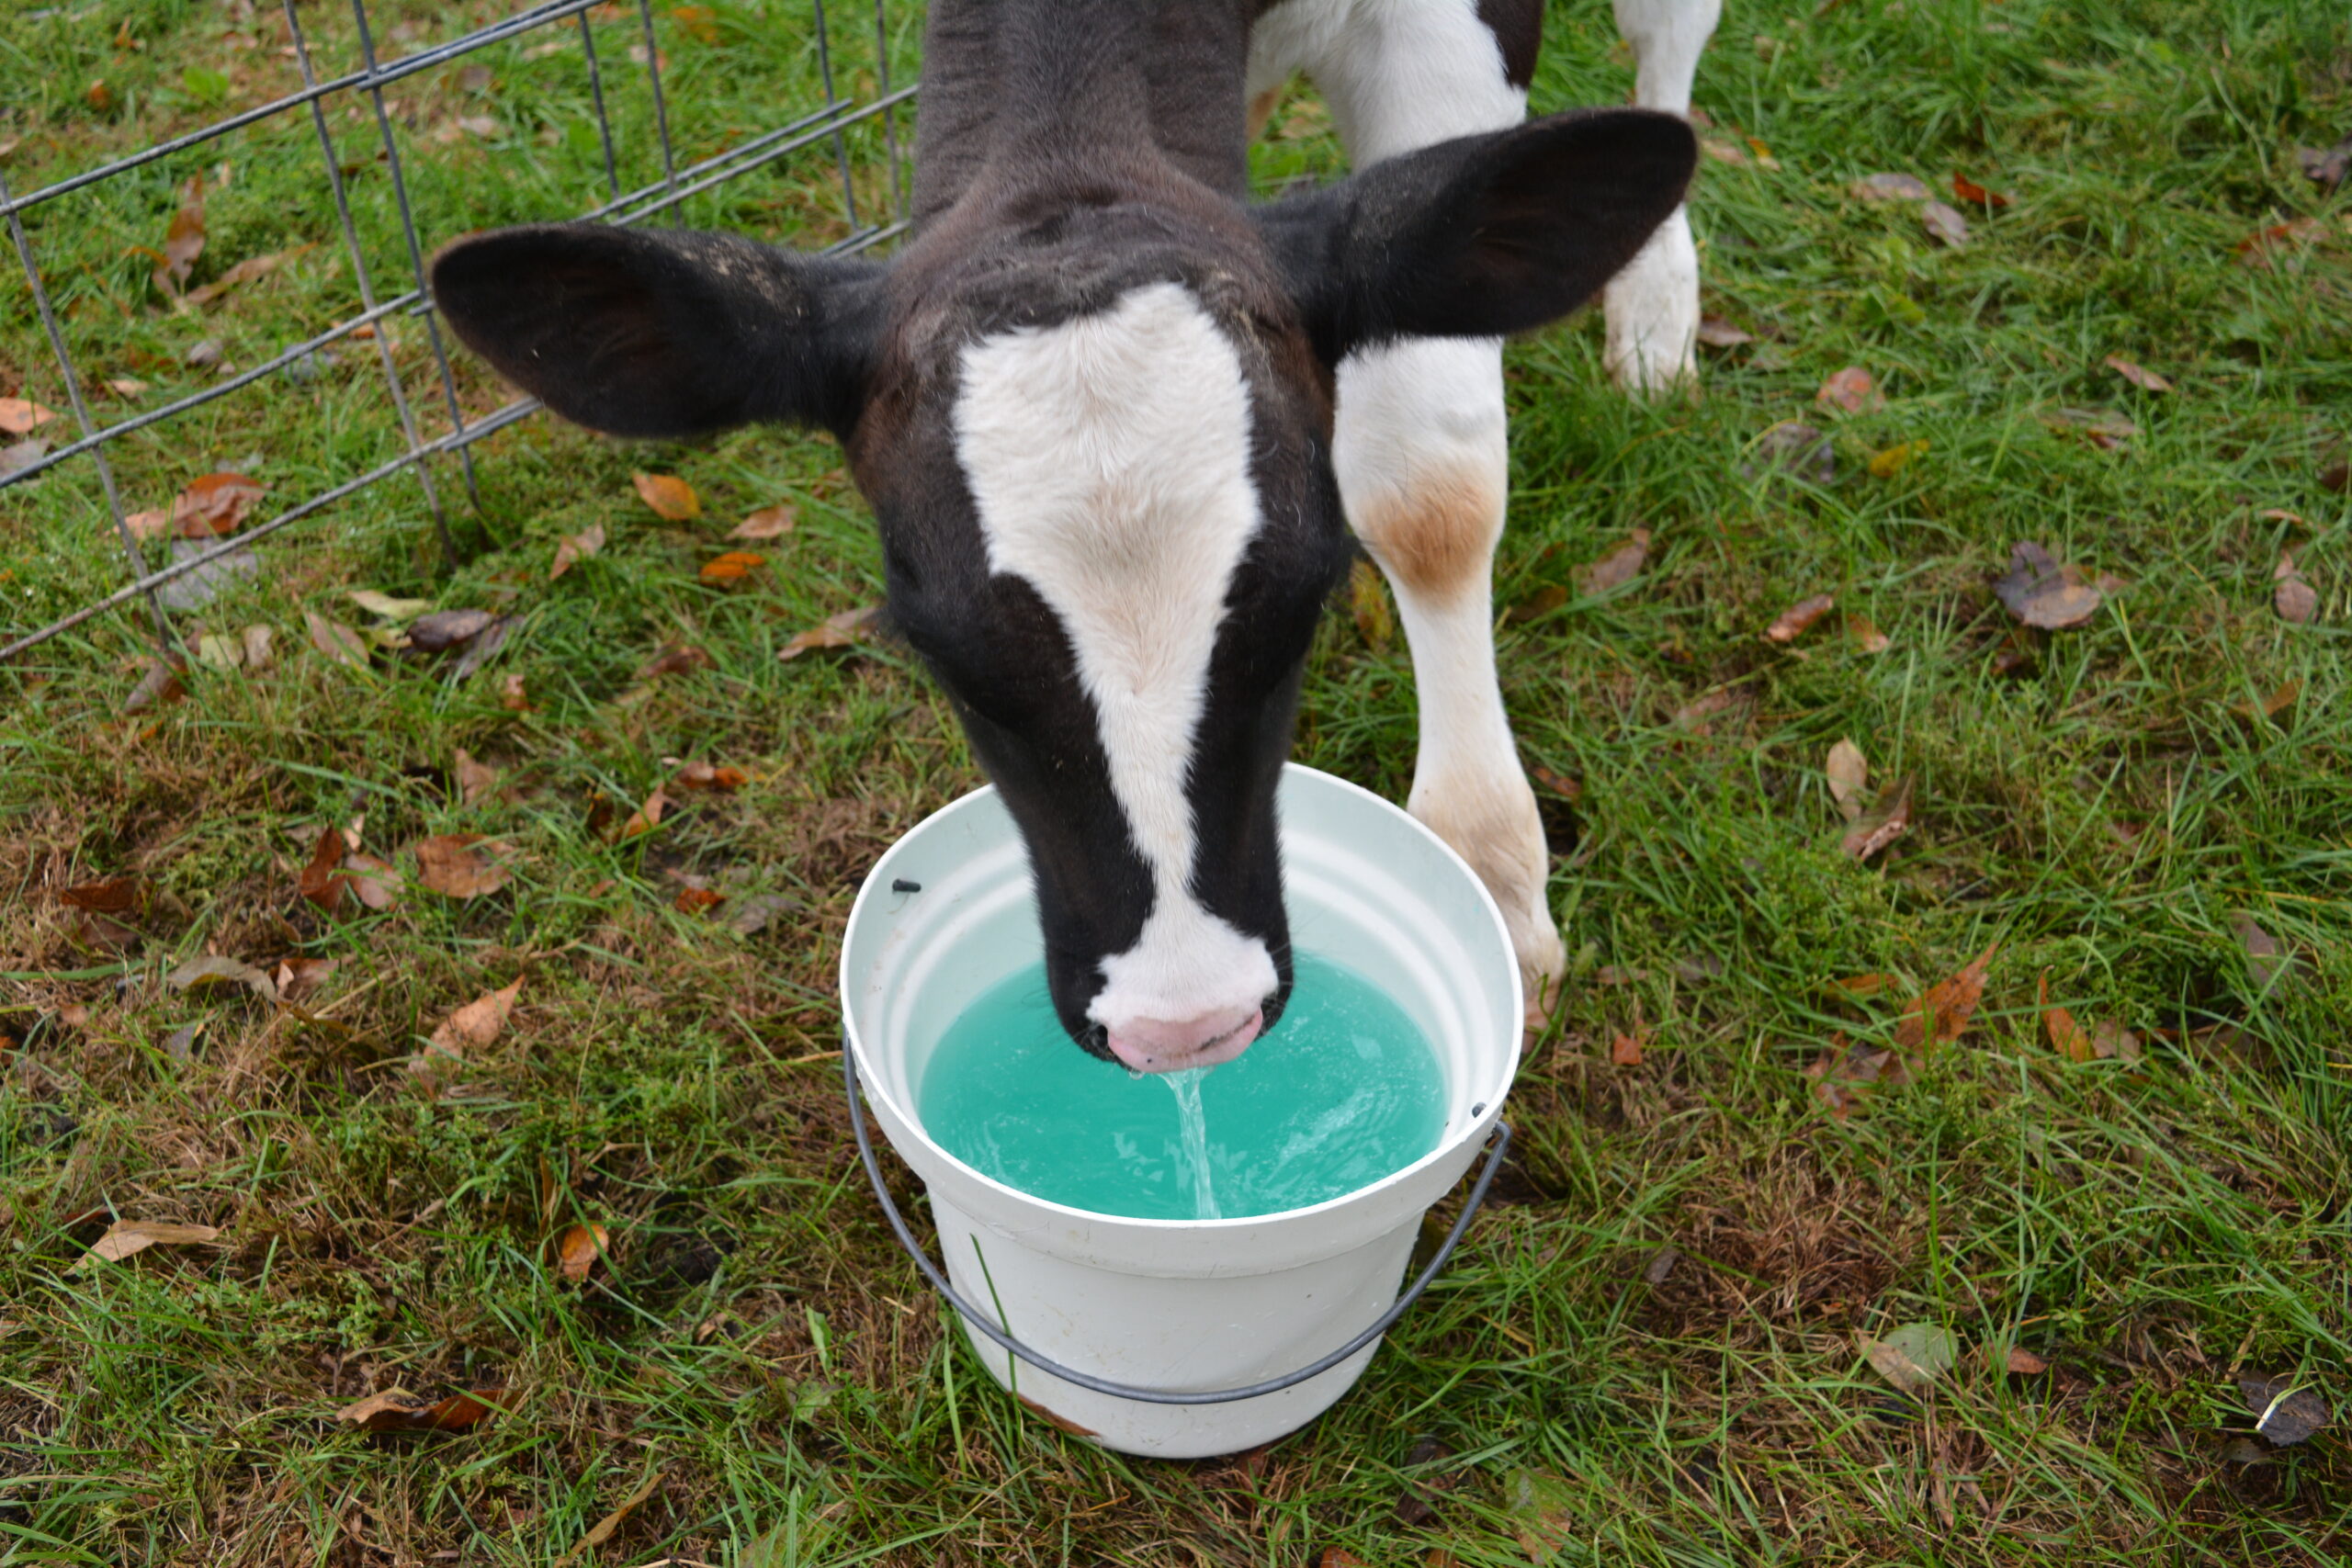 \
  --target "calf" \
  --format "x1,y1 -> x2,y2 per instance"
430,0 -> 1702,1073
